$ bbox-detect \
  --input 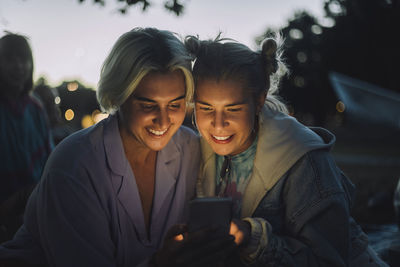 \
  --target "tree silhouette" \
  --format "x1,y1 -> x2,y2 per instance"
78,0 -> 185,15
257,0 -> 400,126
